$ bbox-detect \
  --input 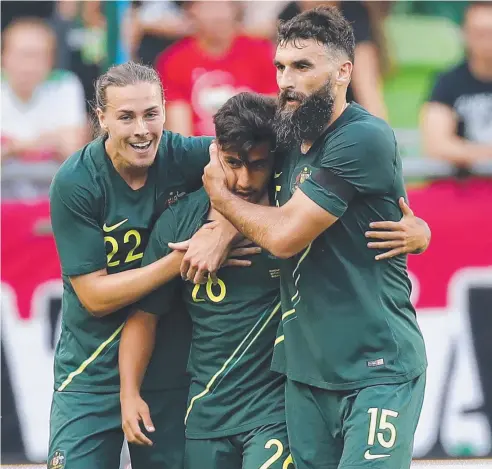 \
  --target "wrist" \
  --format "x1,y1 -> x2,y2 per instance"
210,184 -> 232,212
120,386 -> 141,401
